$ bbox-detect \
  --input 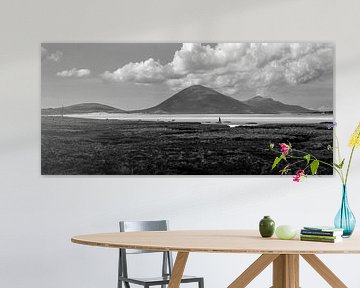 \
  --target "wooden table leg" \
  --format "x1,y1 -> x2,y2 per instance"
273,254 -> 286,288
272,254 -> 299,288
228,254 -> 279,288
288,255 -> 299,288
301,254 -> 347,288
168,252 -> 189,288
